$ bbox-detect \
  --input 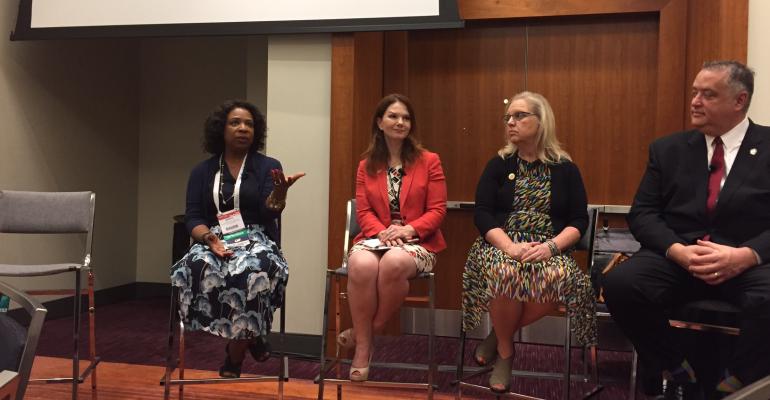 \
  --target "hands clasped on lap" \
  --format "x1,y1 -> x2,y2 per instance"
377,224 -> 417,247
504,242 -> 553,263
669,240 -> 756,285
